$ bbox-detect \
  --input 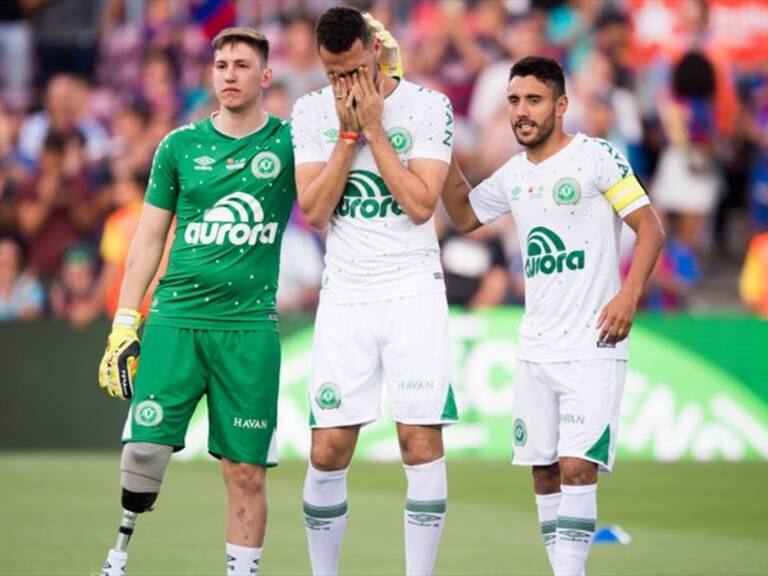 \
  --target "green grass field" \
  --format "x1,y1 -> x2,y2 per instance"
1,454 -> 766,575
